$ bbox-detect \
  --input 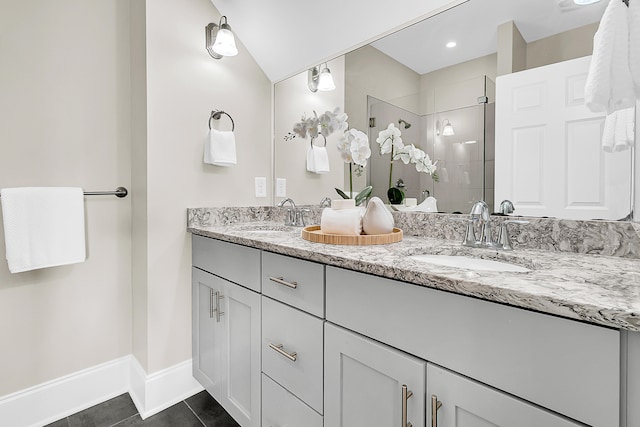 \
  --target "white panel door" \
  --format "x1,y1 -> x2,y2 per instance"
324,323 -> 426,427
427,364 -> 582,427
218,280 -> 261,427
495,55 -> 632,220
